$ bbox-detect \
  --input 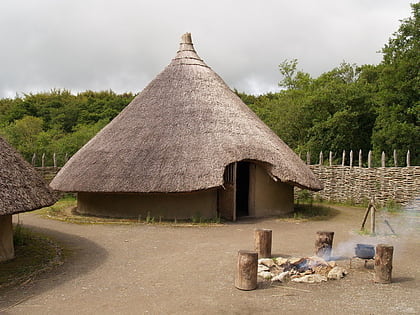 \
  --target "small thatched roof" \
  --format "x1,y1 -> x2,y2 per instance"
51,33 -> 322,193
0,137 -> 58,215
